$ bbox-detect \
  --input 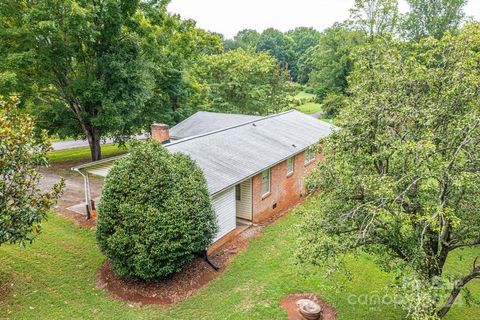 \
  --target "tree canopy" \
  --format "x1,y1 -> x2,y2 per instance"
0,97 -> 63,246
350,0 -> 399,38
223,27 -> 321,83
0,0 -> 221,161
306,24 -> 365,102
299,24 -> 480,319
402,0 -> 467,41
189,48 -> 292,115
